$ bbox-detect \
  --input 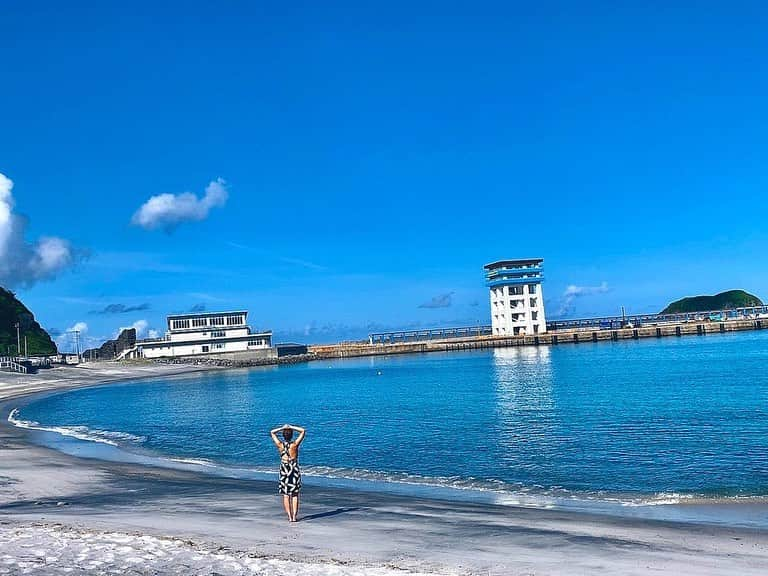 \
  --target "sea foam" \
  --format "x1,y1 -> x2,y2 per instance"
8,408 -> 146,447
